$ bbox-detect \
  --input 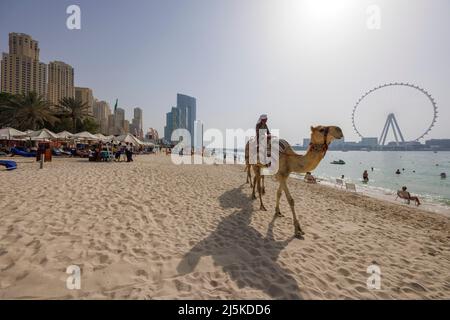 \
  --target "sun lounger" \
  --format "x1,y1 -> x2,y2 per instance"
11,147 -> 36,157
345,183 -> 356,192
336,178 -> 344,188
0,160 -> 17,171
